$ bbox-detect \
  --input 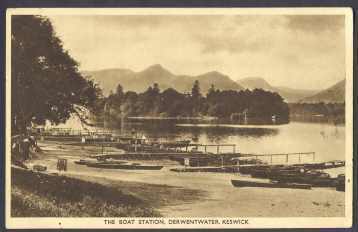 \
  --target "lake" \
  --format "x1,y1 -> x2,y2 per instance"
119,121 -> 345,163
